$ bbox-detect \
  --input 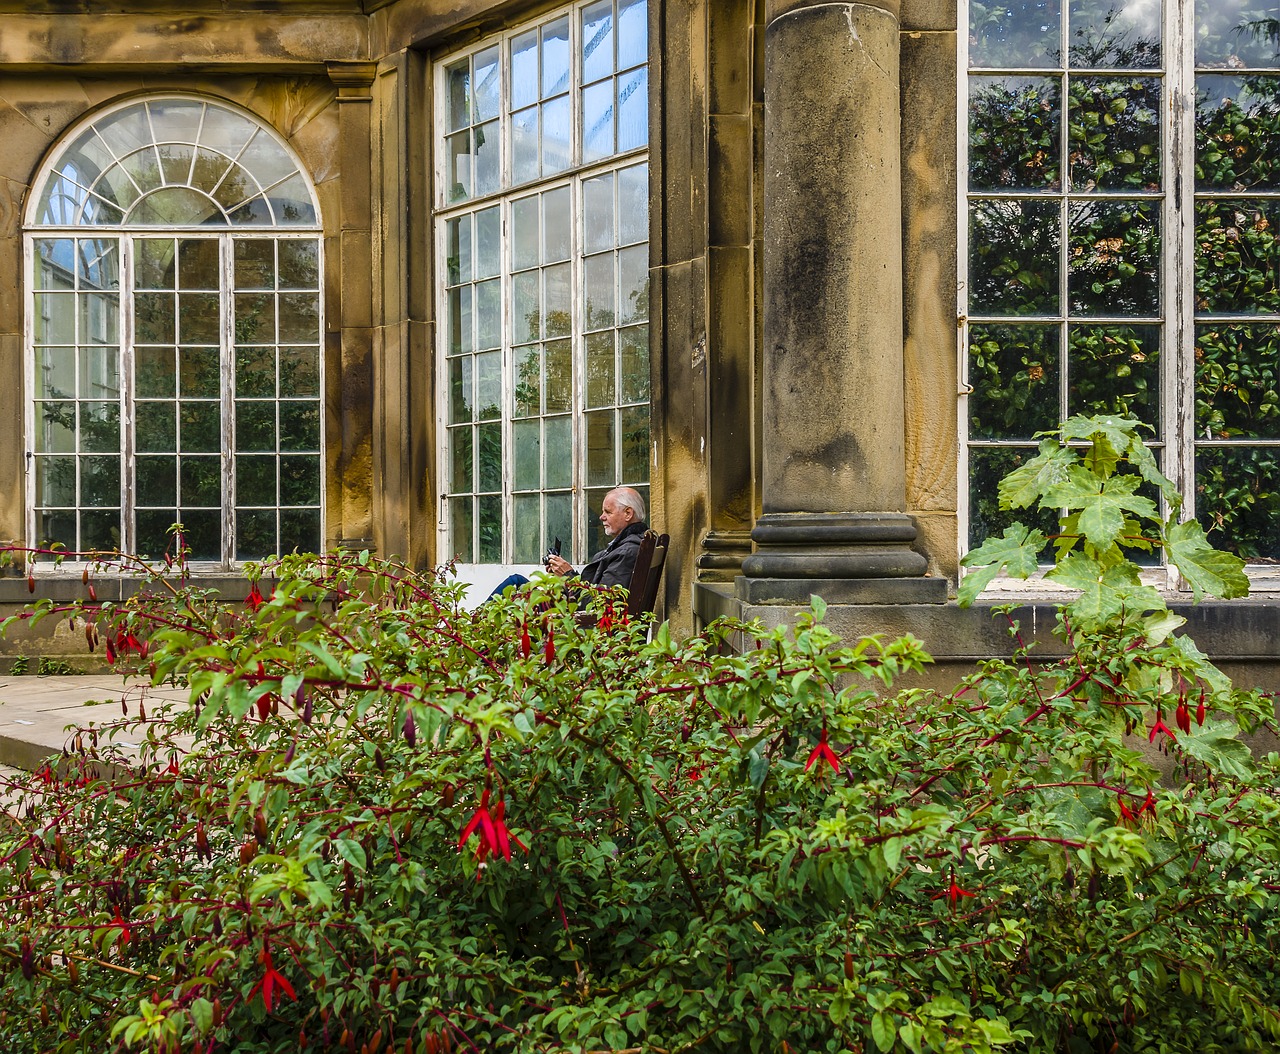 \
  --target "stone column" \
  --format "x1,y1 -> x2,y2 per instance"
327,62 -> 378,553
738,0 -> 944,604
